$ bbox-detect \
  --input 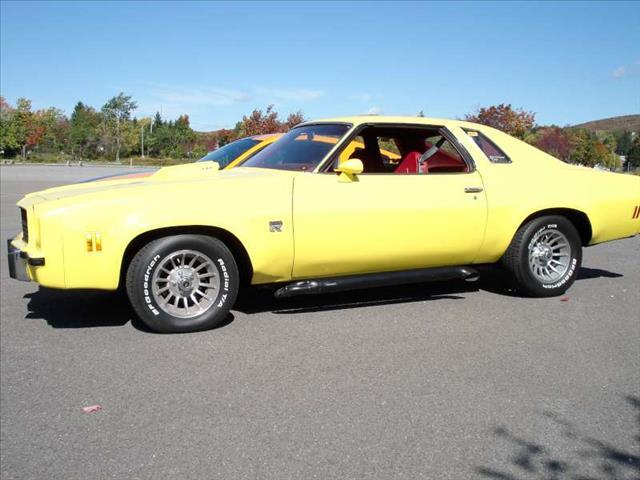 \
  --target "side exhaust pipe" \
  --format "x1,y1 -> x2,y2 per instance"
274,266 -> 480,299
